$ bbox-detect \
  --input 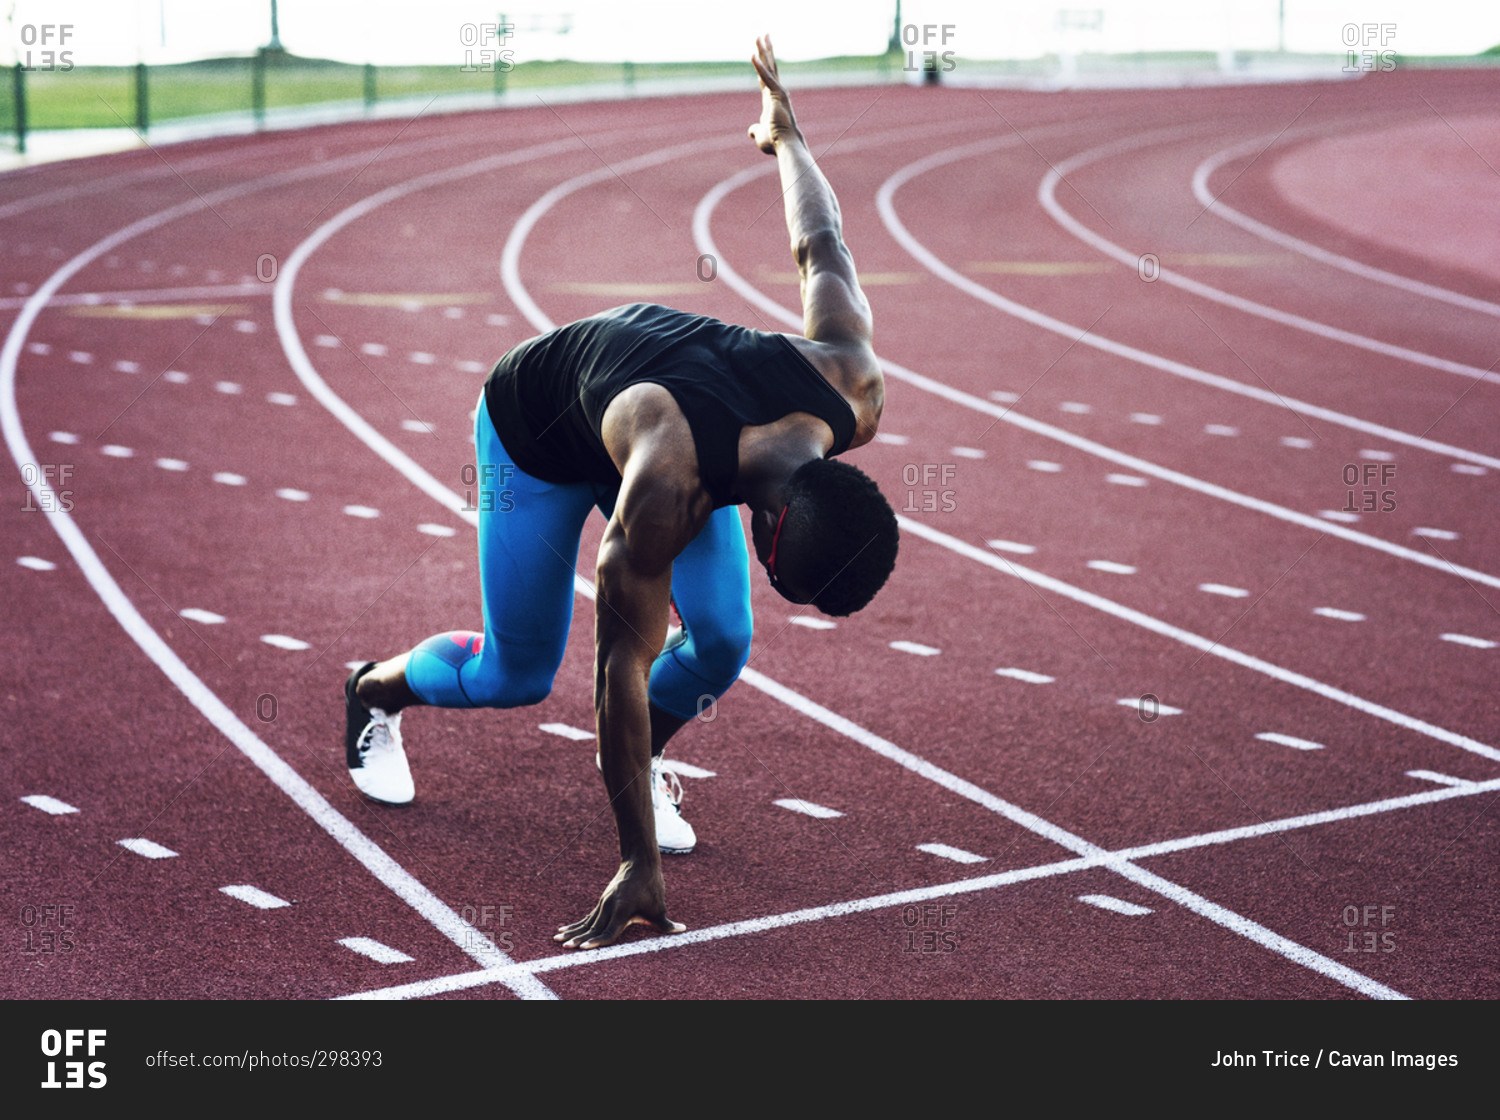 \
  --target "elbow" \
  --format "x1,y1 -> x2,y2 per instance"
793,228 -> 846,272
